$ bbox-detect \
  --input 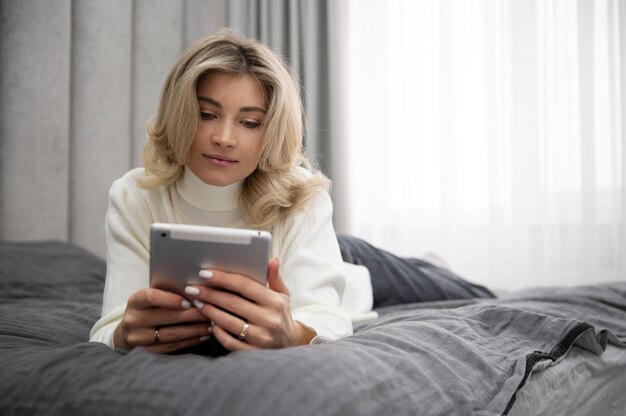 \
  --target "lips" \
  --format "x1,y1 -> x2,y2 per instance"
203,154 -> 238,167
